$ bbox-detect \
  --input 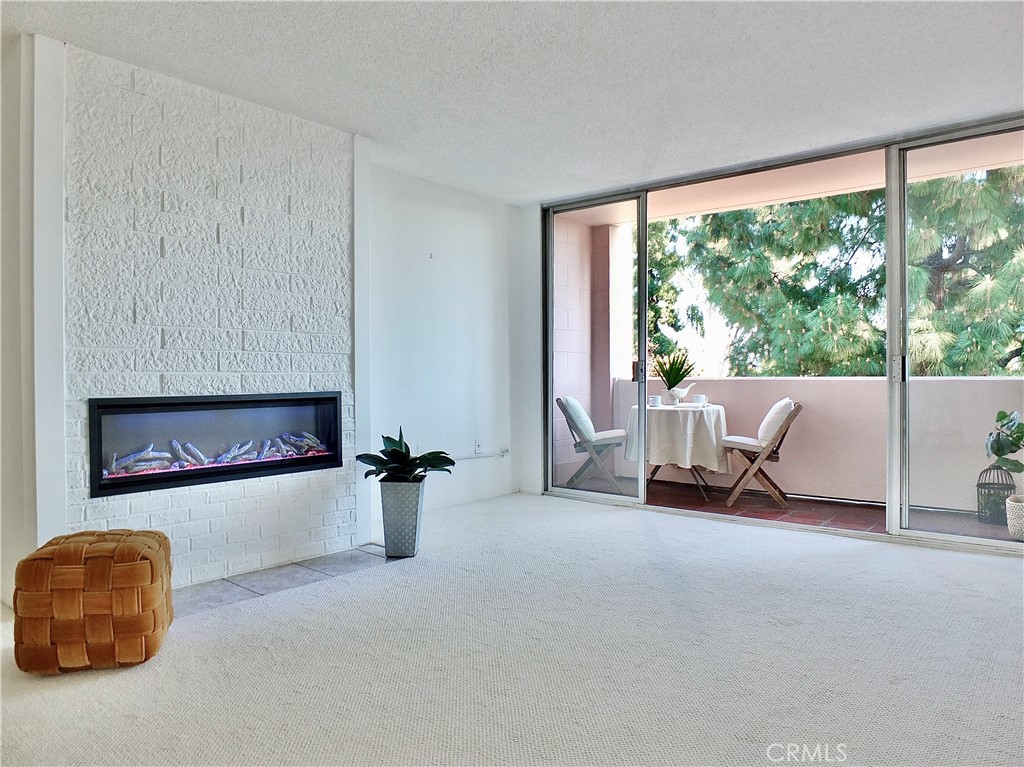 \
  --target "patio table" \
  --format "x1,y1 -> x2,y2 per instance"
624,404 -> 730,494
